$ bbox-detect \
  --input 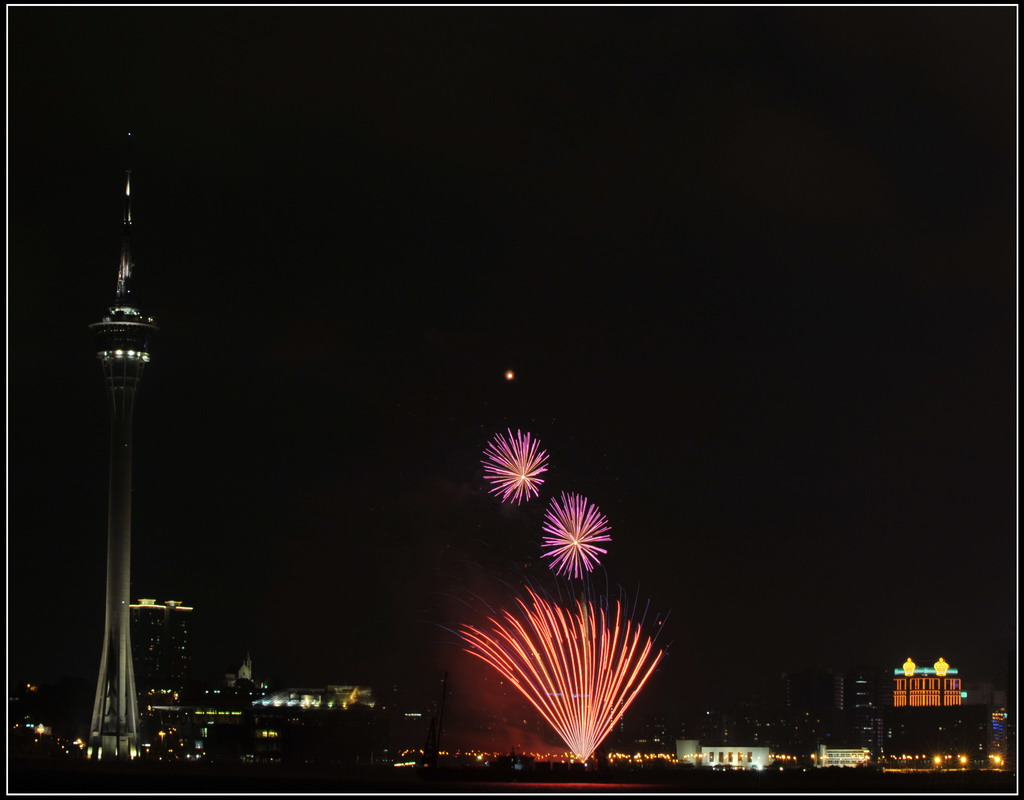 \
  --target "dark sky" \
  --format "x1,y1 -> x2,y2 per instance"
8,7 -> 1016,726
